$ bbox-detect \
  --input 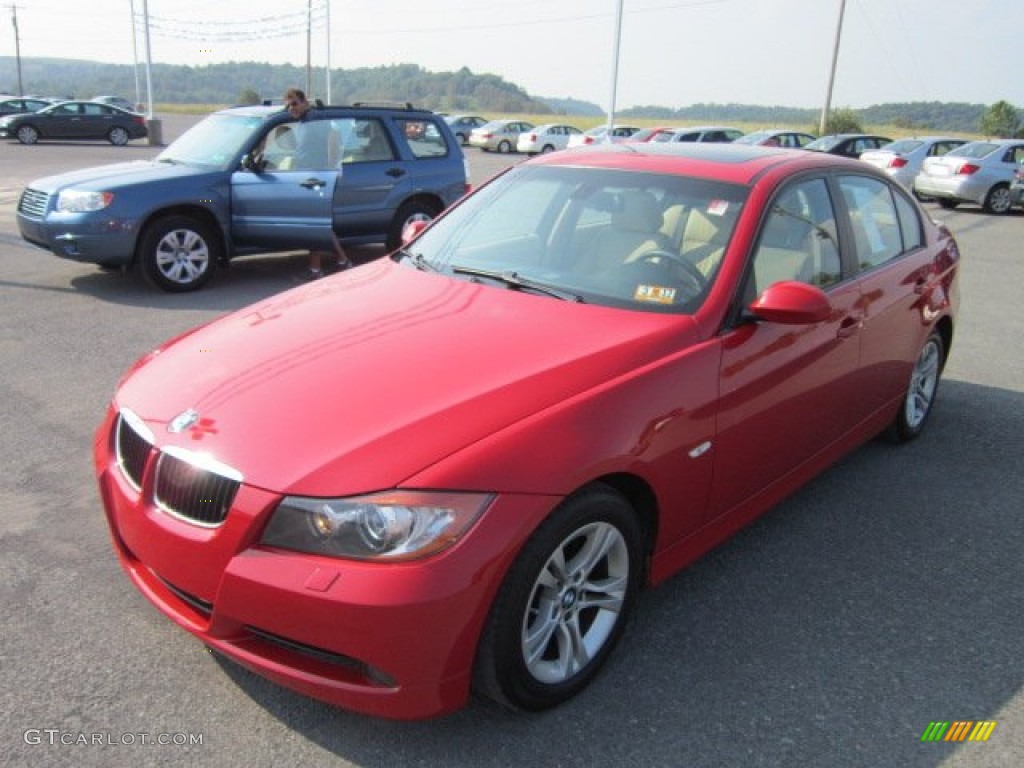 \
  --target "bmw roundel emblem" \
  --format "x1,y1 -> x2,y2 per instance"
167,408 -> 200,433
